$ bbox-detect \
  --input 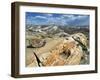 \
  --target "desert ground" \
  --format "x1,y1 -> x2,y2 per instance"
25,25 -> 89,67
26,37 -> 63,67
